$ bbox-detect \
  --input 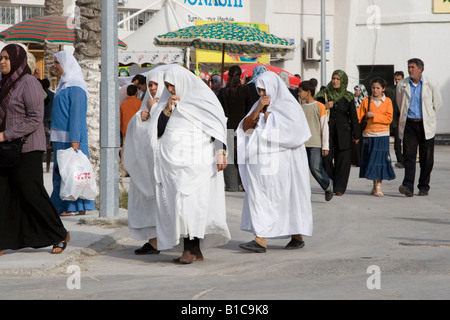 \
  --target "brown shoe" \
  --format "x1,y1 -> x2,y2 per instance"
173,249 -> 204,264
178,250 -> 196,264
